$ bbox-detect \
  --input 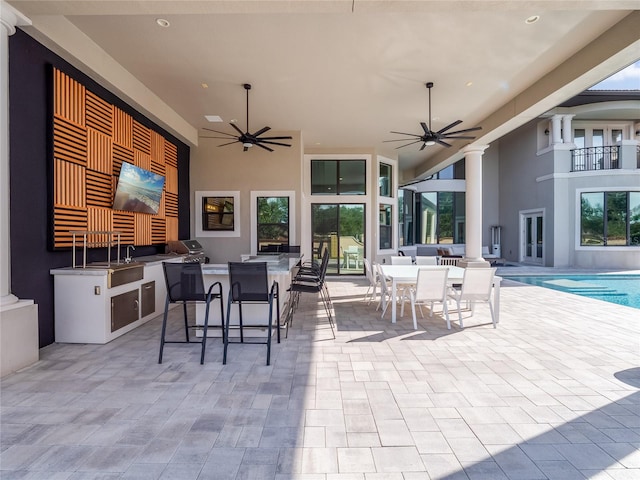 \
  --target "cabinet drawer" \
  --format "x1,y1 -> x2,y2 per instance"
141,281 -> 155,318
111,289 -> 139,332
